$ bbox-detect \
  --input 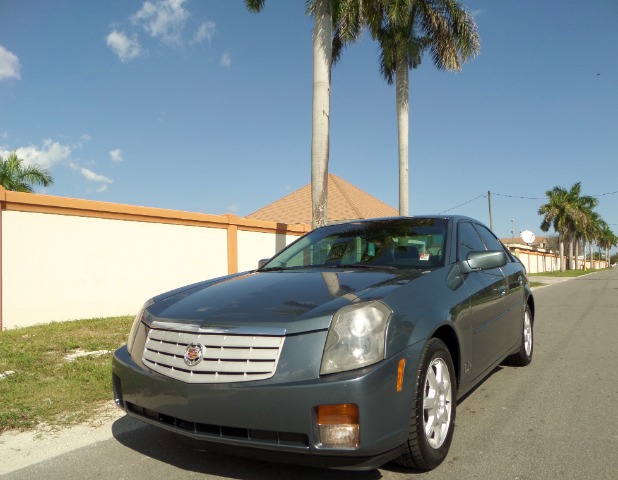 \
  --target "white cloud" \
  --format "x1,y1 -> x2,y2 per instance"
220,52 -> 232,68
132,0 -> 190,46
80,166 -> 112,192
79,167 -> 113,186
0,45 -> 21,80
106,30 -> 142,62
2,137 -> 117,194
5,140 -> 72,170
192,21 -> 215,44
110,149 -> 123,163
